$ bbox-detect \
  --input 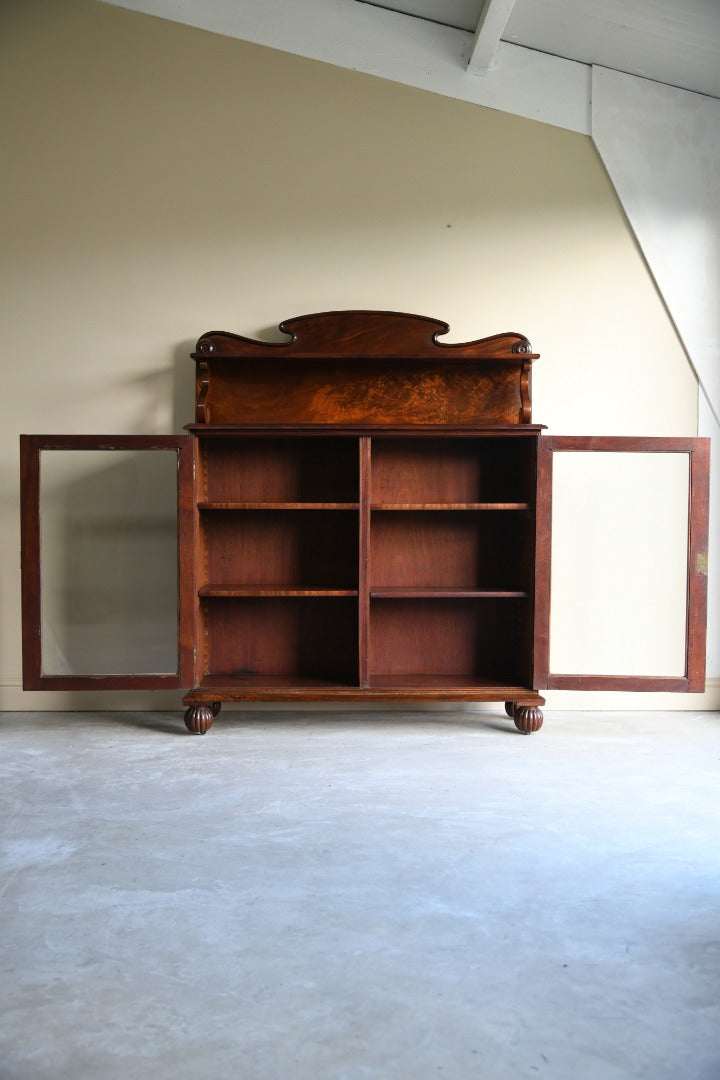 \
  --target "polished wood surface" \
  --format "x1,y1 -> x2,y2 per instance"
194,310 -> 536,359
193,311 -> 538,427
191,427 -> 539,706
187,318 -> 545,718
